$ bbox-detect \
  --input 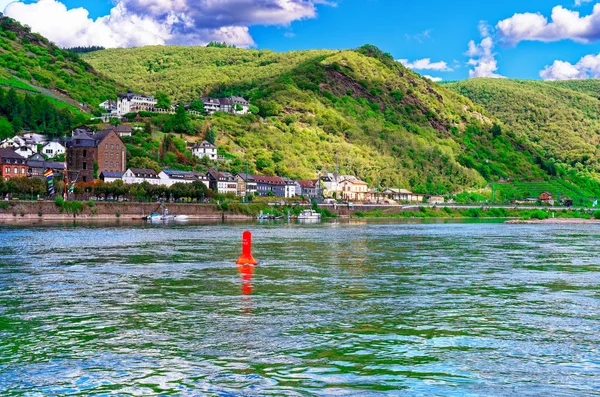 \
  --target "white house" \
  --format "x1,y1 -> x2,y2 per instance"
283,178 -> 297,198
0,136 -> 23,149
158,170 -> 210,189
230,96 -> 250,114
41,141 -> 66,159
116,90 -> 157,116
14,146 -> 35,158
200,96 -> 250,115
200,98 -> 221,114
192,141 -> 217,161
122,168 -> 161,185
